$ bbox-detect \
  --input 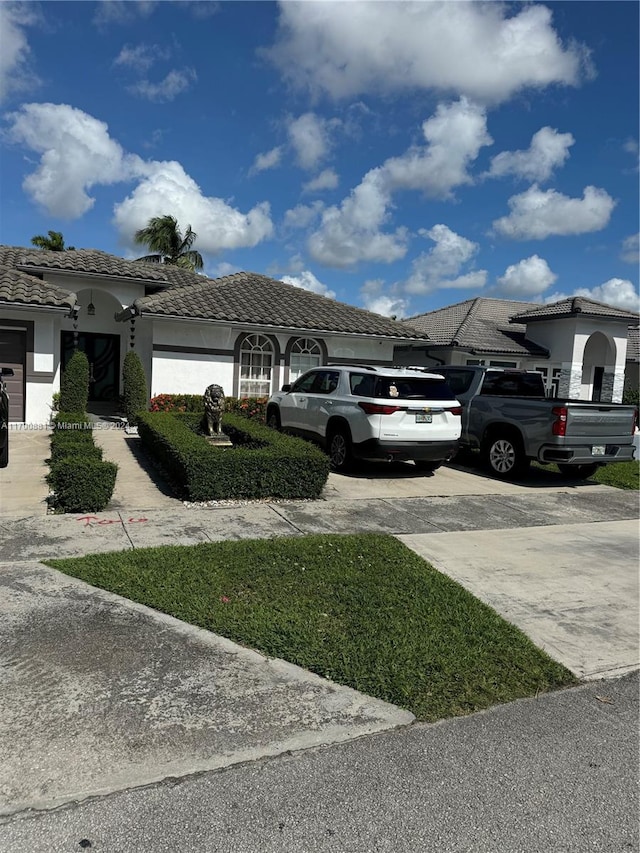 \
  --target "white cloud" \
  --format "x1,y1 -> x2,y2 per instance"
286,112 -> 338,170
360,279 -> 408,318
623,138 -> 639,155
6,102 -> 275,252
265,1 -> 591,104
486,127 -> 574,183
497,255 -> 557,297
0,3 -> 40,103
6,102 -> 142,217
283,201 -> 324,230
281,270 -> 336,300
307,168 -> 409,267
114,160 -> 274,254
546,279 -> 640,312
306,98 -> 489,267
113,43 -> 170,72
383,98 -> 492,199
303,168 -> 339,193
404,224 -> 487,295
211,261 -> 240,278
128,68 -> 197,102
621,233 -> 639,264
93,1 -> 156,28
492,184 -> 616,240
249,146 -> 283,176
